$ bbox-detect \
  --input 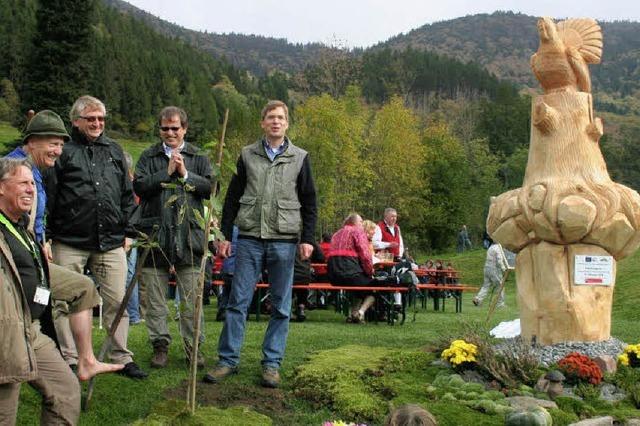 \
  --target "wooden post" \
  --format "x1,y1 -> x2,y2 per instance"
187,109 -> 229,413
